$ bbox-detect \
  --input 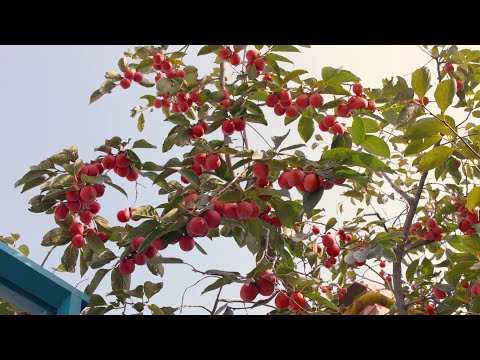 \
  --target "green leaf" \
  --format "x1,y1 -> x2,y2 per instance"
467,187 -> 480,211
406,258 -> 419,282
271,200 -> 304,228
18,245 -> 29,257
137,113 -> 145,132
85,269 -> 110,296
303,188 -> 325,214
272,130 -> 290,149
90,249 -> 117,269
461,234 -> 480,257
131,206 -> 159,220
202,277 -> 234,294
406,118 -> 449,139
179,169 -> 200,187
271,45 -> 300,52
411,66 -> 431,98
61,244 -> 79,273
144,281 -> 164,300
218,191 -> 243,203
325,218 -> 337,232
297,116 -> 314,142
361,135 -> 390,158
132,139 -> 157,149
418,146 -> 454,172
284,70 -> 308,83
351,116 -> 365,145
111,267 -> 131,291
404,135 -> 442,157
434,78 -> 456,114
197,45 -> 223,56
420,257 -> 434,276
